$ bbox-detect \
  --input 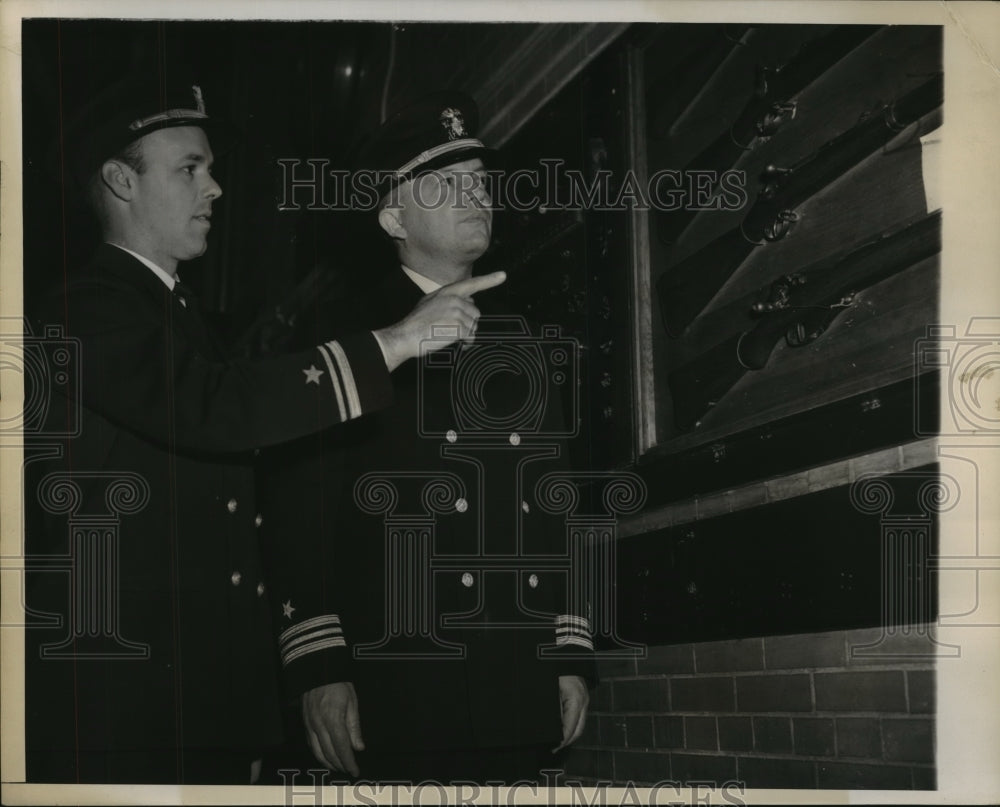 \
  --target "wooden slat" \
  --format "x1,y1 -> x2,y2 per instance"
708,114 -> 934,309
749,25 -> 942,175
656,118 -> 933,372
642,25 -> 943,447
643,24 -> 739,140
646,25 -> 851,172
684,254 -> 939,438
650,25 -> 883,249
659,25 -> 942,268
